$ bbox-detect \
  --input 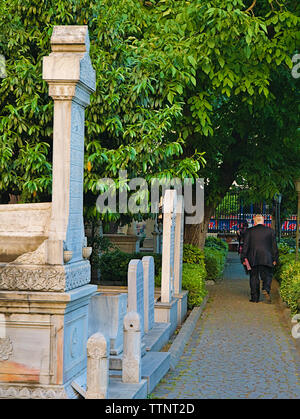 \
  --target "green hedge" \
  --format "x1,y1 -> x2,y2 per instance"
274,238 -> 300,314
182,263 -> 207,309
272,238 -> 300,314
183,243 -> 205,264
278,255 -> 300,314
274,252 -> 295,282
203,237 -> 228,282
98,249 -> 132,284
98,236 -> 227,309
278,237 -> 296,256
99,249 -> 162,285
183,239 -> 228,282
204,247 -> 227,281
204,236 -> 229,254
